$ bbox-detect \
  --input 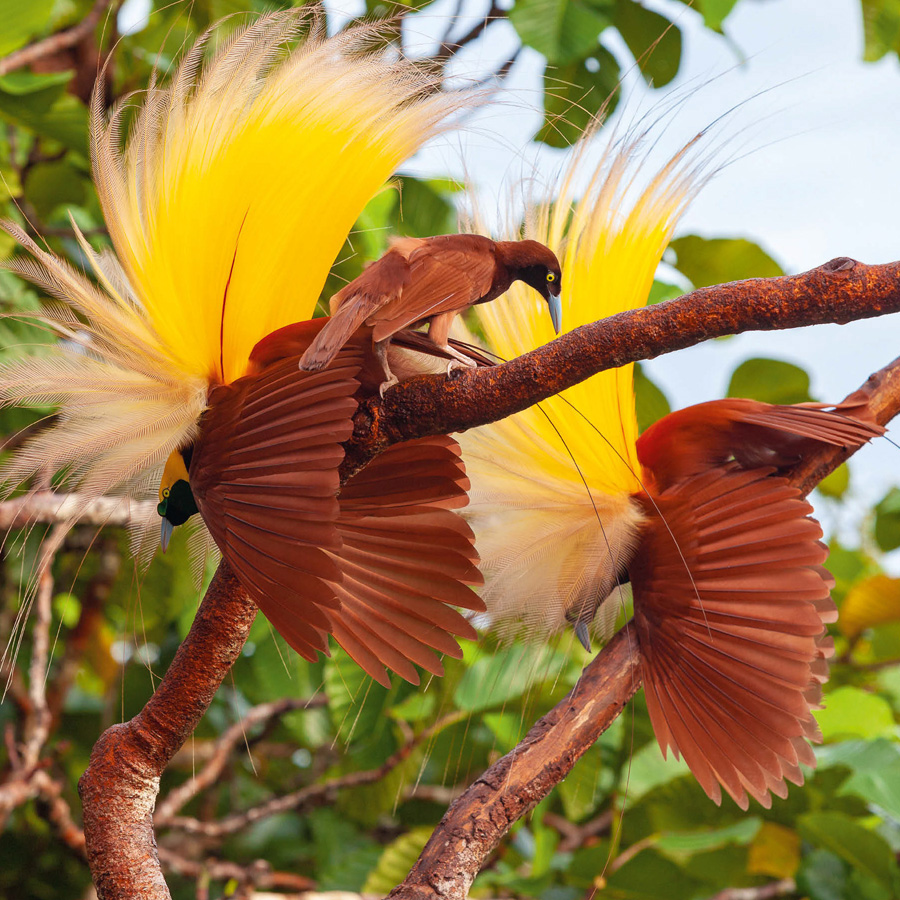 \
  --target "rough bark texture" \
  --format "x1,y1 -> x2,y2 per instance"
78,565 -> 257,900
76,260 -> 900,899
